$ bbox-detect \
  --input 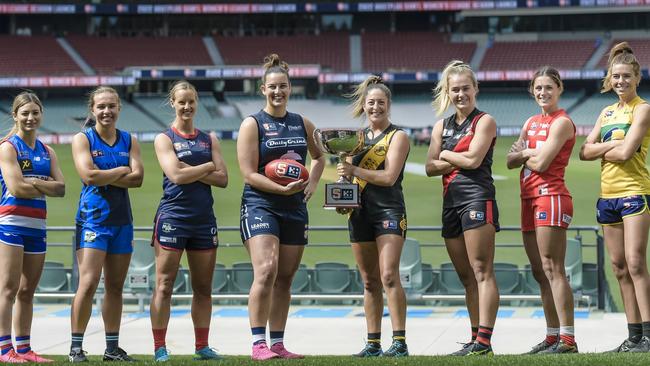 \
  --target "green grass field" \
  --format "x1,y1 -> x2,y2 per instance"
30,354 -> 650,365
42,136 -> 636,309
